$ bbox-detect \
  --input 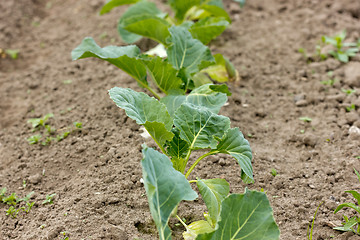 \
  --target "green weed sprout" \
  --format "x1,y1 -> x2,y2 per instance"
321,71 -> 337,86
307,202 -> 324,240
42,193 -> 56,205
341,88 -> 356,96
271,168 -> 277,177
334,169 -> 360,235
27,113 -> 54,129
27,134 -> 42,144
322,31 -> 359,63
5,49 -> 20,59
